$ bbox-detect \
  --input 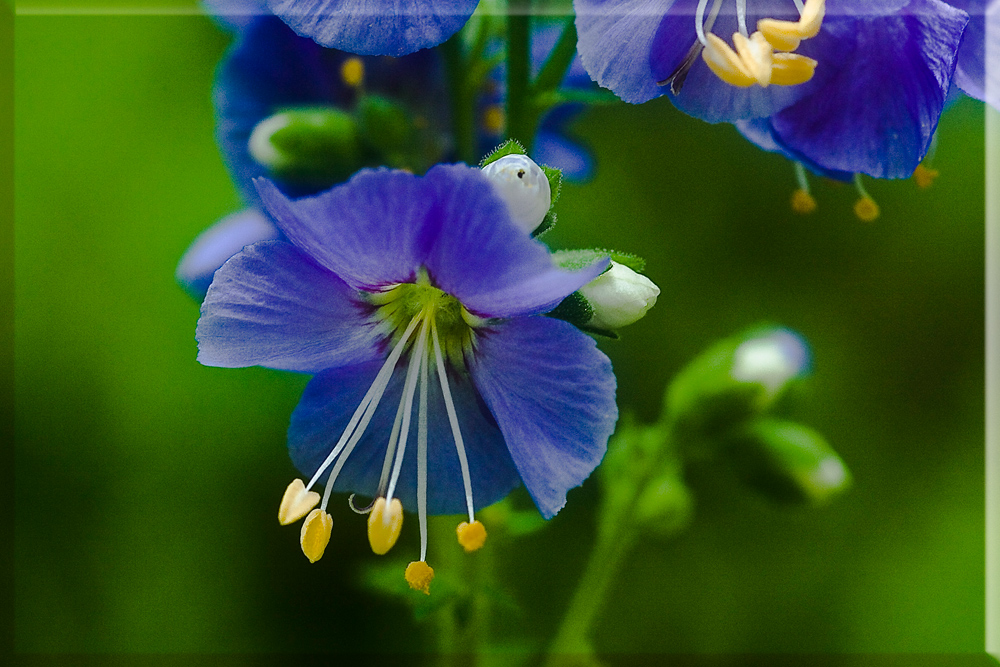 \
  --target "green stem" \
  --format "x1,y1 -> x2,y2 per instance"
544,523 -> 637,661
441,33 -> 477,165
506,0 -> 533,152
